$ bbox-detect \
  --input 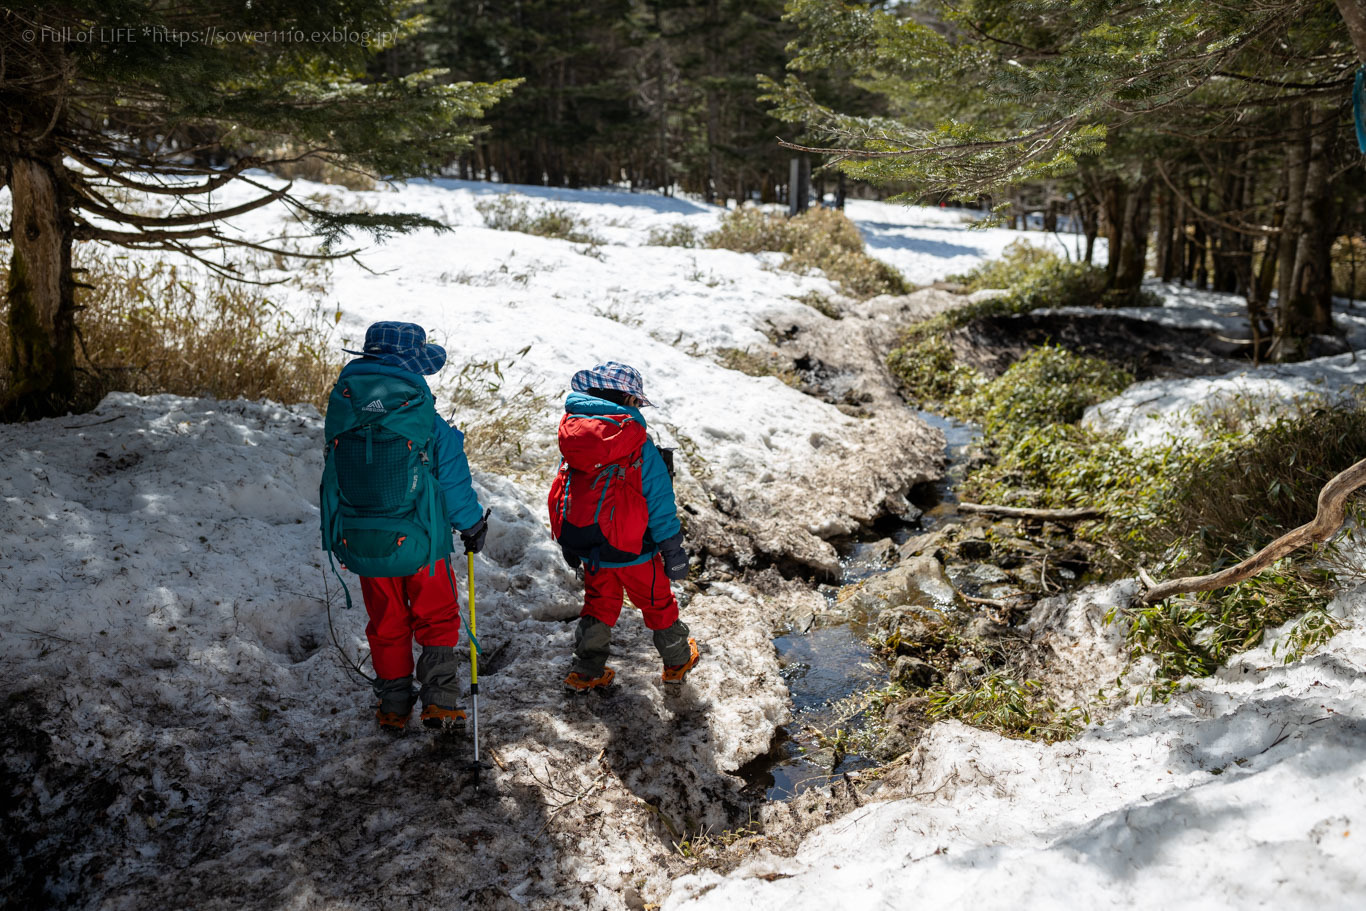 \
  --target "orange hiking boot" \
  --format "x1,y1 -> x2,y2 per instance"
564,666 -> 615,691
662,639 -> 700,684
376,706 -> 411,732
420,704 -> 467,731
